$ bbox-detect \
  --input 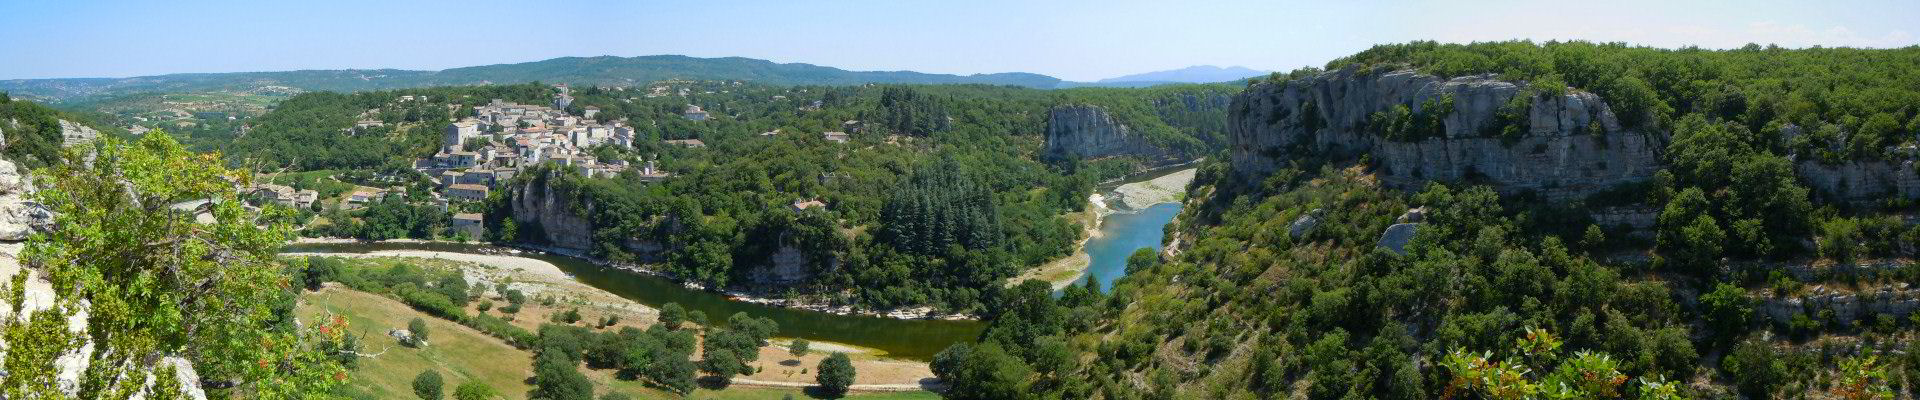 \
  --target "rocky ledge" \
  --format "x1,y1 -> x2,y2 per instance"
1228,66 -> 1665,200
